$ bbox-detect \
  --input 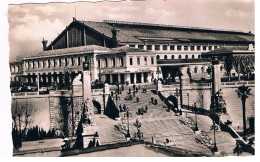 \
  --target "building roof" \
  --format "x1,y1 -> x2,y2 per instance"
78,20 -> 254,44
23,45 -> 110,60
202,45 -> 255,57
